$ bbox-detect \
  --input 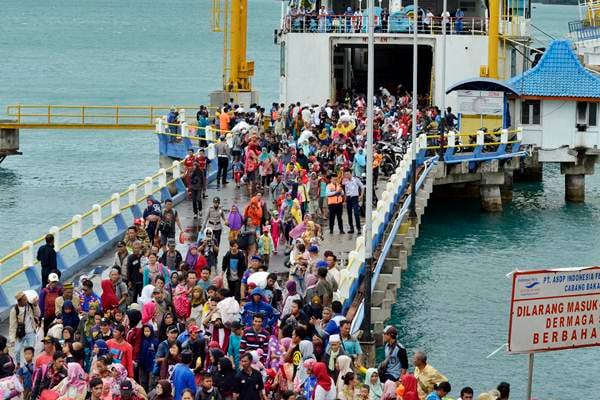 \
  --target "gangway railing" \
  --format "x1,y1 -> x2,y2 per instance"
350,155 -> 439,335
0,157 -> 208,314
